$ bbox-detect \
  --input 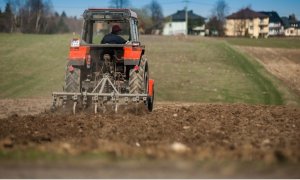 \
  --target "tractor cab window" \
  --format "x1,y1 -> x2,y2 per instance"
81,20 -> 131,44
